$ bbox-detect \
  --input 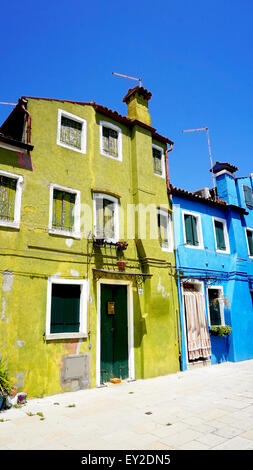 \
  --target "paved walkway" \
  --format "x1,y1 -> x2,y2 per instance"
1,360 -> 253,450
